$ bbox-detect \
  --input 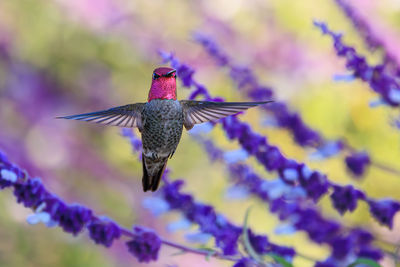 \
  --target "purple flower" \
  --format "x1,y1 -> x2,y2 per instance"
331,237 -> 352,259
88,219 -> 121,247
42,196 -> 67,222
126,227 -> 161,263
350,228 -> 373,245
186,204 -> 216,232
229,66 -> 256,89
189,84 -> 208,100
232,258 -> 253,267
13,178 -> 47,208
368,199 -> 400,228
256,146 -> 286,171
315,21 -> 400,107
298,170 -> 329,201
162,180 -> 193,210
358,246 -> 383,261
248,86 -> 273,100
345,152 -> 371,176
293,209 -> 340,243
335,0 -> 383,50
214,224 -> 242,255
121,128 -> 142,152
58,204 -> 93,235
194,33 -> 229,66
330,185 -> 365,214
202,140 -> 224,161
248,230 -> 269,254
277,111 -> 321,146
176,64 -> 195,87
